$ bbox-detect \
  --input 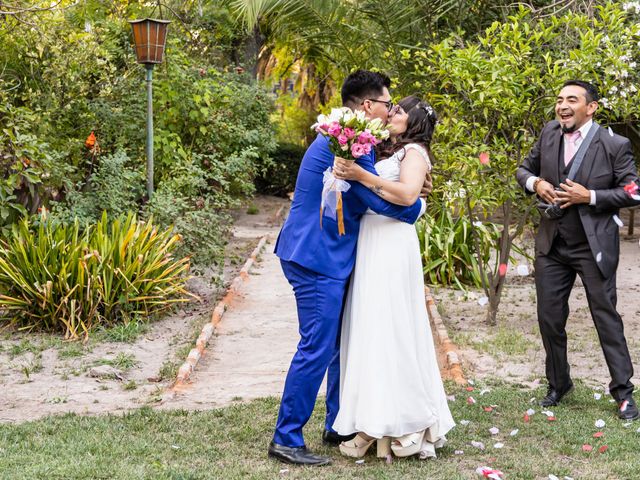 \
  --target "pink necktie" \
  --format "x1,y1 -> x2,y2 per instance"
564,131 -> 581,166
